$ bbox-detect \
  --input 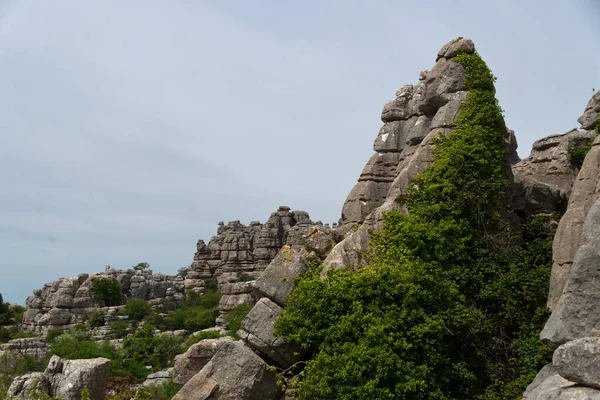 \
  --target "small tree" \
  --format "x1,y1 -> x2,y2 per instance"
91,278 -> 121,307
133,262 -> 150,271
